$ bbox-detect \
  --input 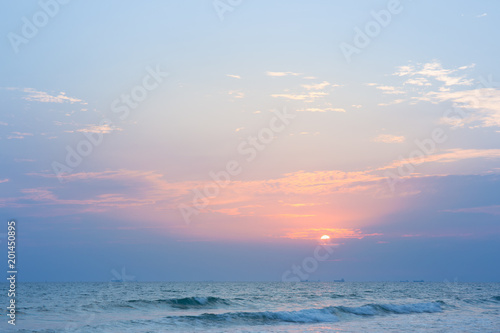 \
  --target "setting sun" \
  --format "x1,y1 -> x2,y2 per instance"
321,235 -> 330,240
